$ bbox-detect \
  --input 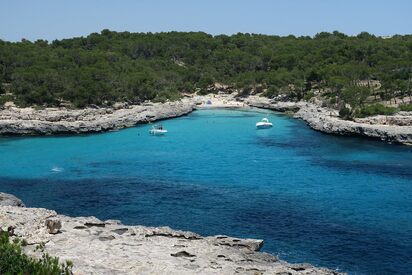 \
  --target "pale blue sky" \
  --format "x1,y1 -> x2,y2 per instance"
0,0 -> 411,41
